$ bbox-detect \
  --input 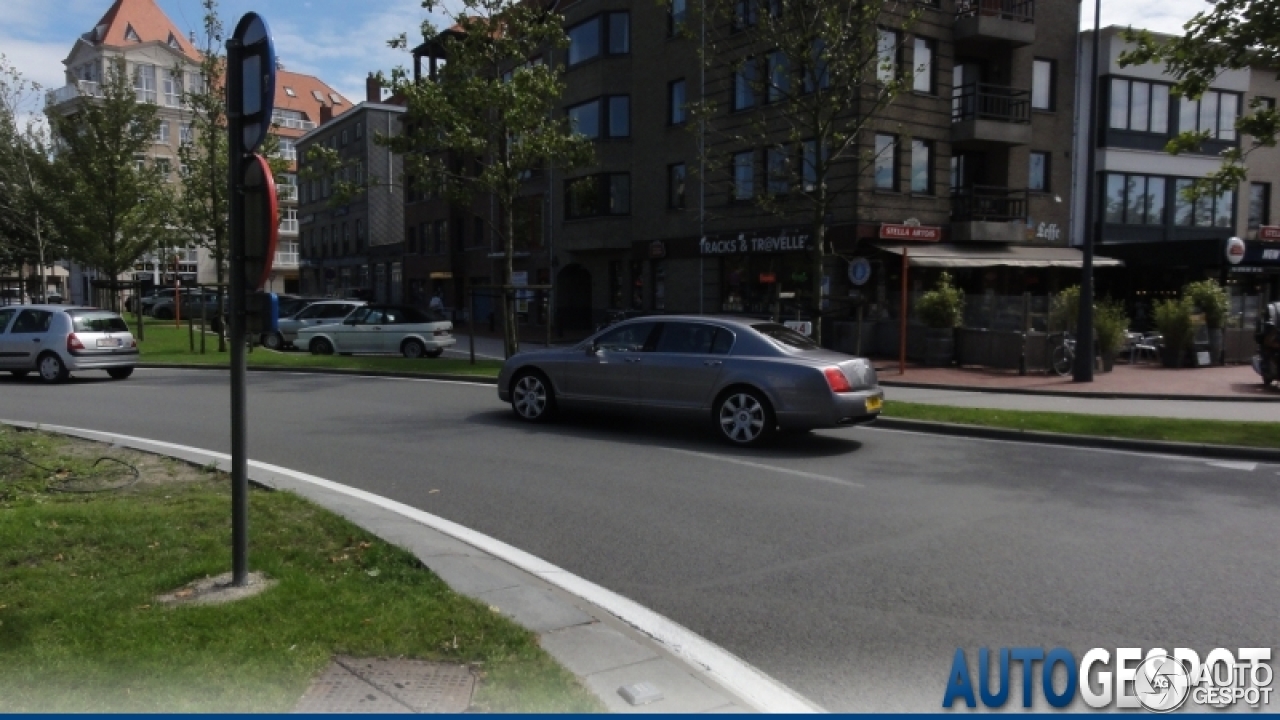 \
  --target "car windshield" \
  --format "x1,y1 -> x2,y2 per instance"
751,323 -> 819,351
69,312 -> 129,333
